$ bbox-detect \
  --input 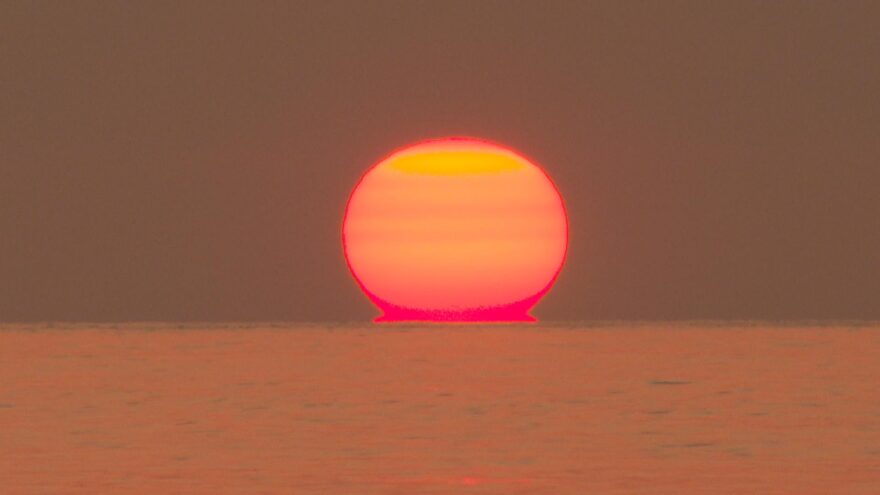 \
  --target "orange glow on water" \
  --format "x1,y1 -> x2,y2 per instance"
343,137 -> 568,322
